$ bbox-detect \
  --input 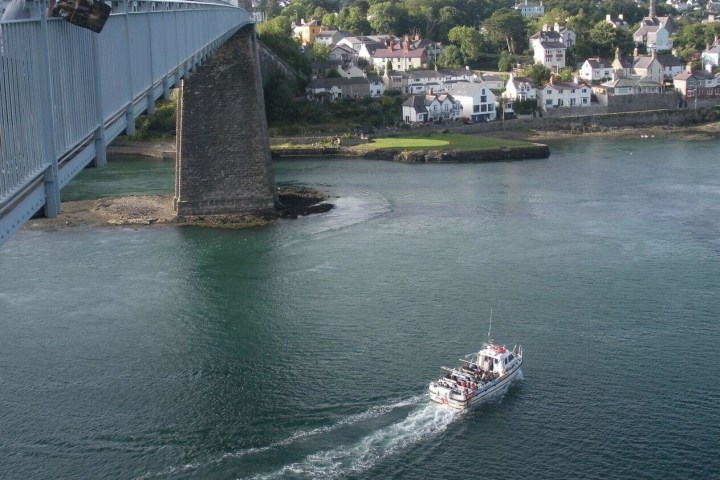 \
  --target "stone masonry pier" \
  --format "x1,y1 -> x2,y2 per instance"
174,25 -> 277,216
